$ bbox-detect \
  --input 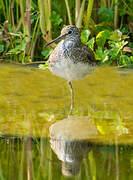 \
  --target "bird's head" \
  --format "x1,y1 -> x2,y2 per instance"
45,25 -> 80,47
